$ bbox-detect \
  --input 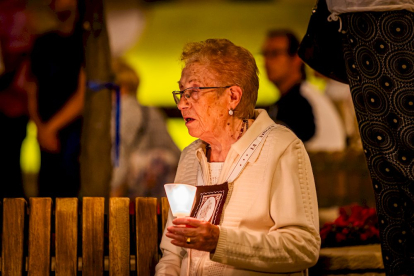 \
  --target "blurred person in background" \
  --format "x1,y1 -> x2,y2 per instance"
20,0 -> 85,198
110,59 -> 180,198
0,0 -> 34,198
314,72 -> 362,150
262,29 -> 346,152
